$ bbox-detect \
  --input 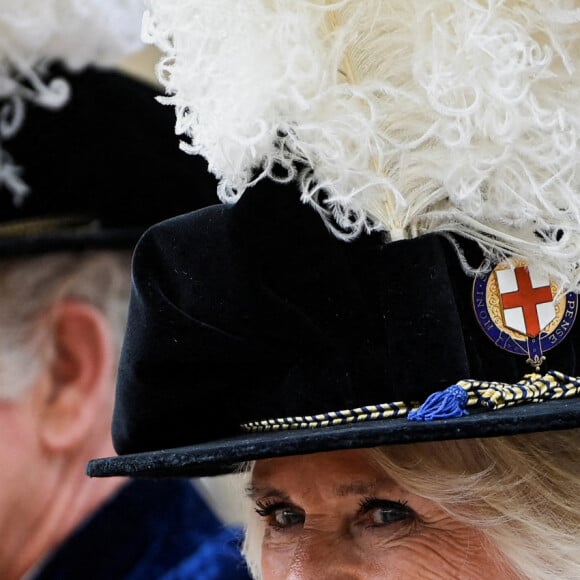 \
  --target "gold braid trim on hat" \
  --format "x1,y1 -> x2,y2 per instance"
0,215 -> 99,238
240,371 -> 580,432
